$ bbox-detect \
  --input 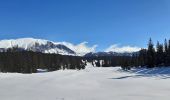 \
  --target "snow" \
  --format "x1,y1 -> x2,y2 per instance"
0,38 -> 48,49
56,41 -> 97,56
0,64 -> 170,100
0,38 -> 96,56
44,48 -> 75,56
37,69 -> 48,73
105,44 -> 141,53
